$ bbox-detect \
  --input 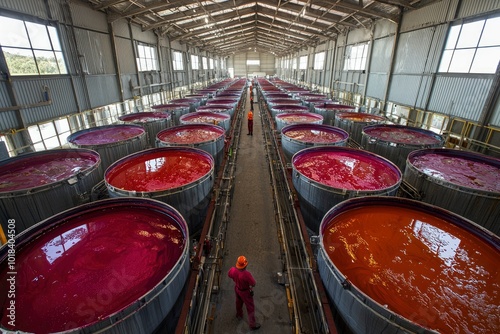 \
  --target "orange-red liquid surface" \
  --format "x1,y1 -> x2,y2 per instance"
336,112 -> 384,122
0,206 -> 185,333
323,205 -> 500,333
106,150 -> 212,191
